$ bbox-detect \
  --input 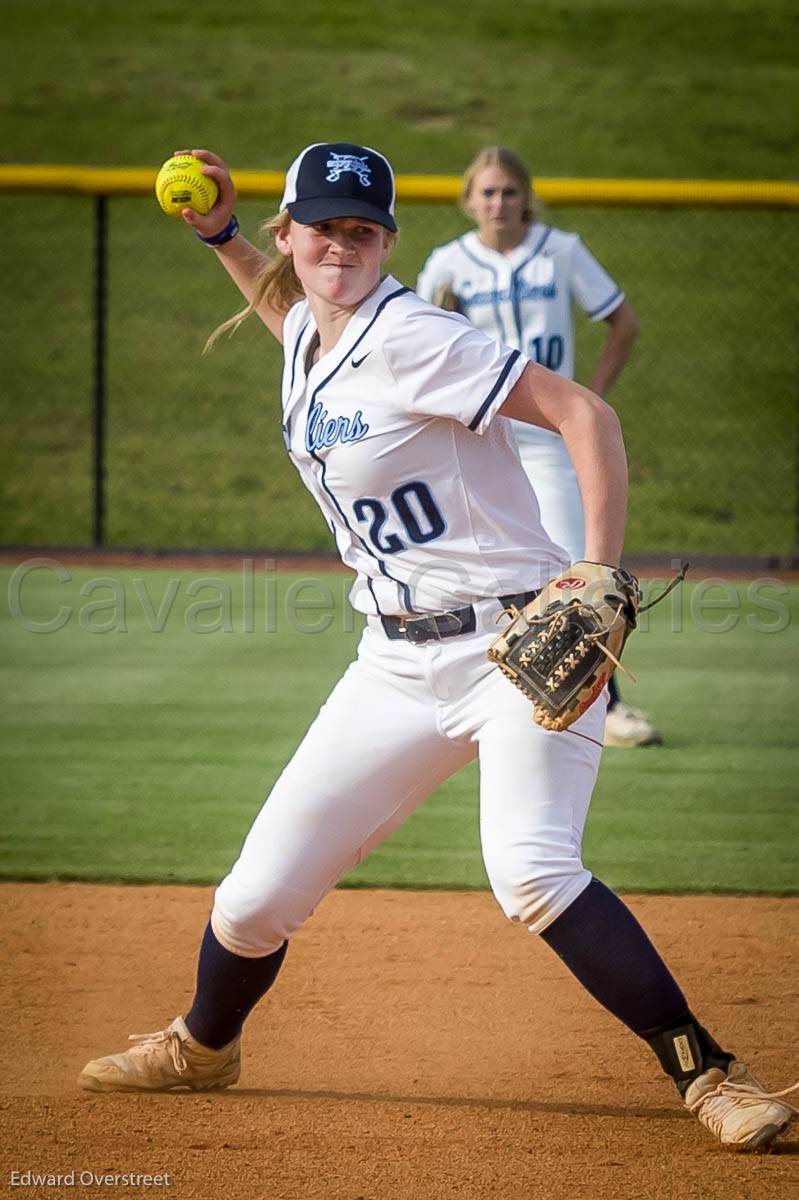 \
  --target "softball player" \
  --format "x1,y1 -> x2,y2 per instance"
79,142 -> 797,1149
417,146 -> 658,748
